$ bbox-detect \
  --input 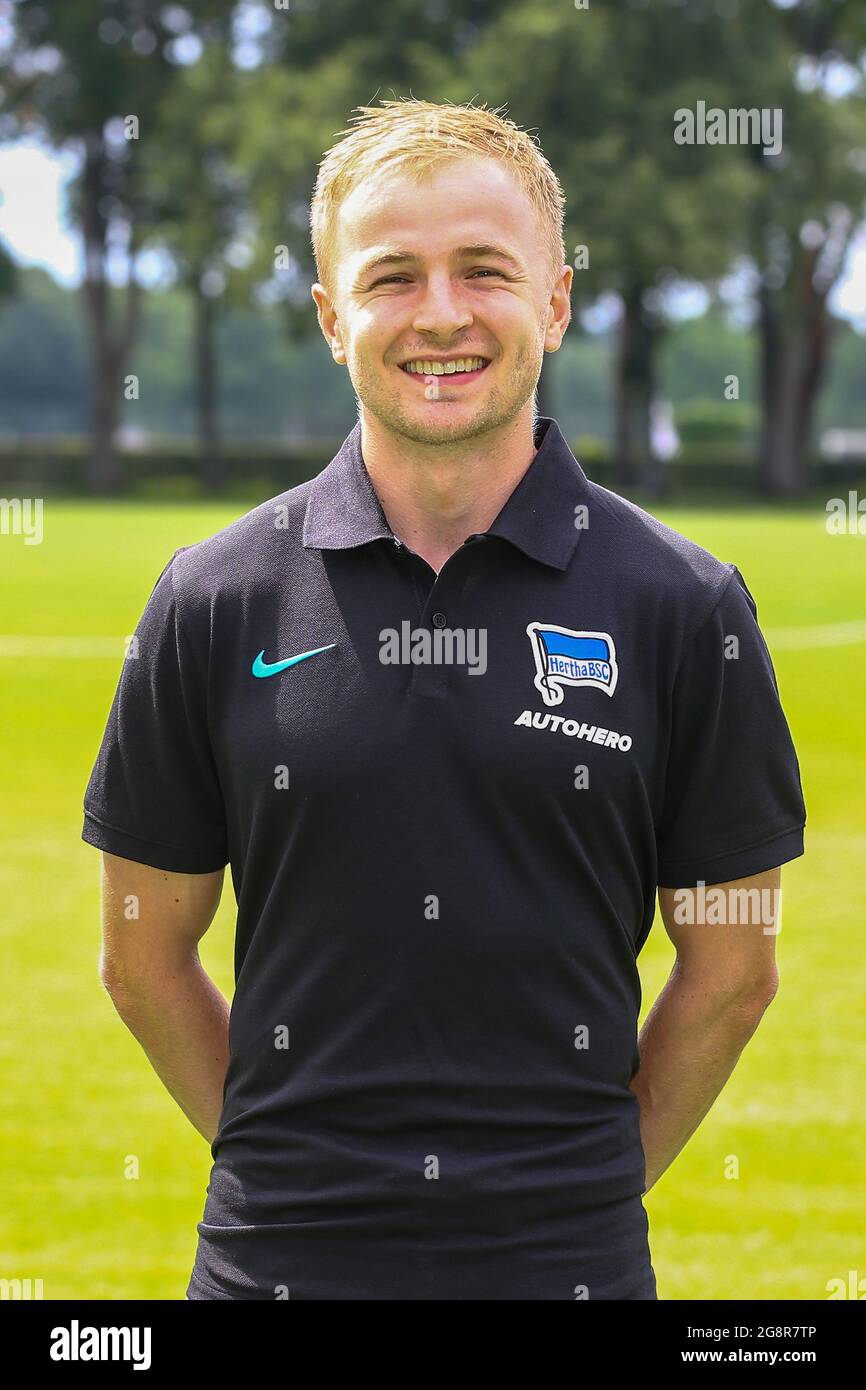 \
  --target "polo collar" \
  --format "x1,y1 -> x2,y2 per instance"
302,415 -> 589,572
